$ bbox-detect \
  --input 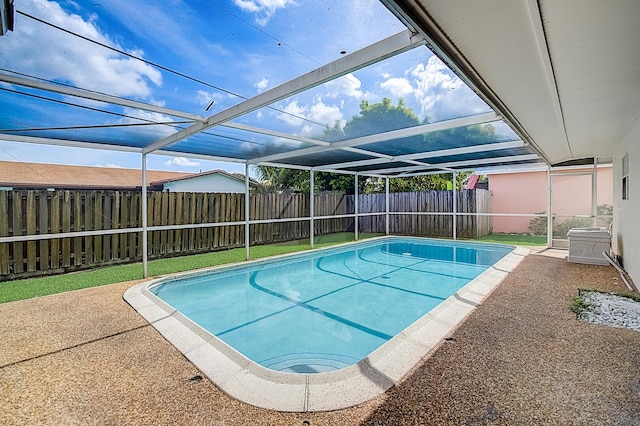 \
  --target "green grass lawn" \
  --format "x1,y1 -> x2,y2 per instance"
0,233 -> 382,304
0,232 -> 544,304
